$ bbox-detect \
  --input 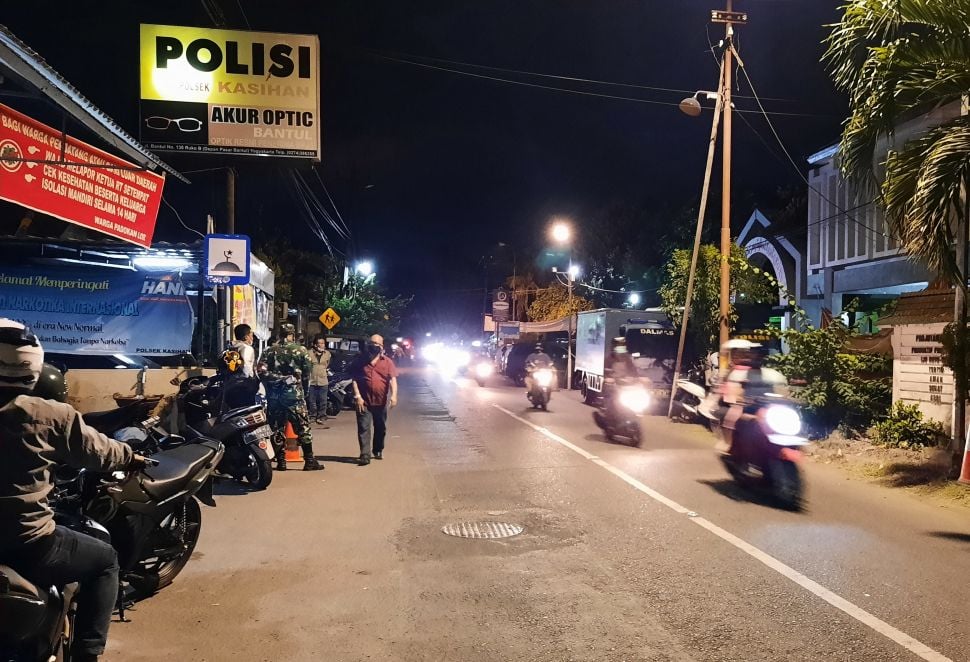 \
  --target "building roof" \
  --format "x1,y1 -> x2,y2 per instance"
878,287 -> 954,326
0,24 -> 188,183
